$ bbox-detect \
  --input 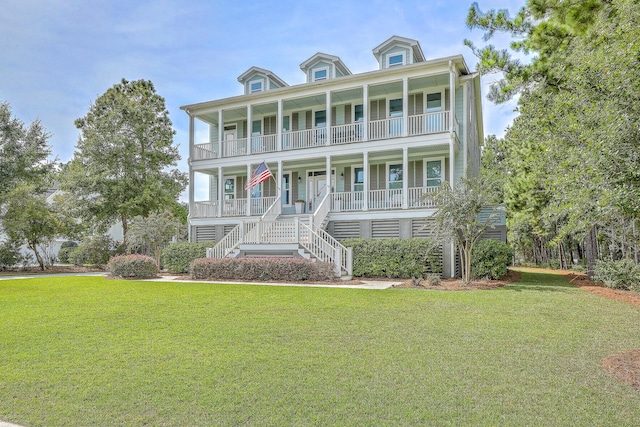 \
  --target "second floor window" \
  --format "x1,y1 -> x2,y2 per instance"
354,104 -> 364,122
388,164 -> 403,189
